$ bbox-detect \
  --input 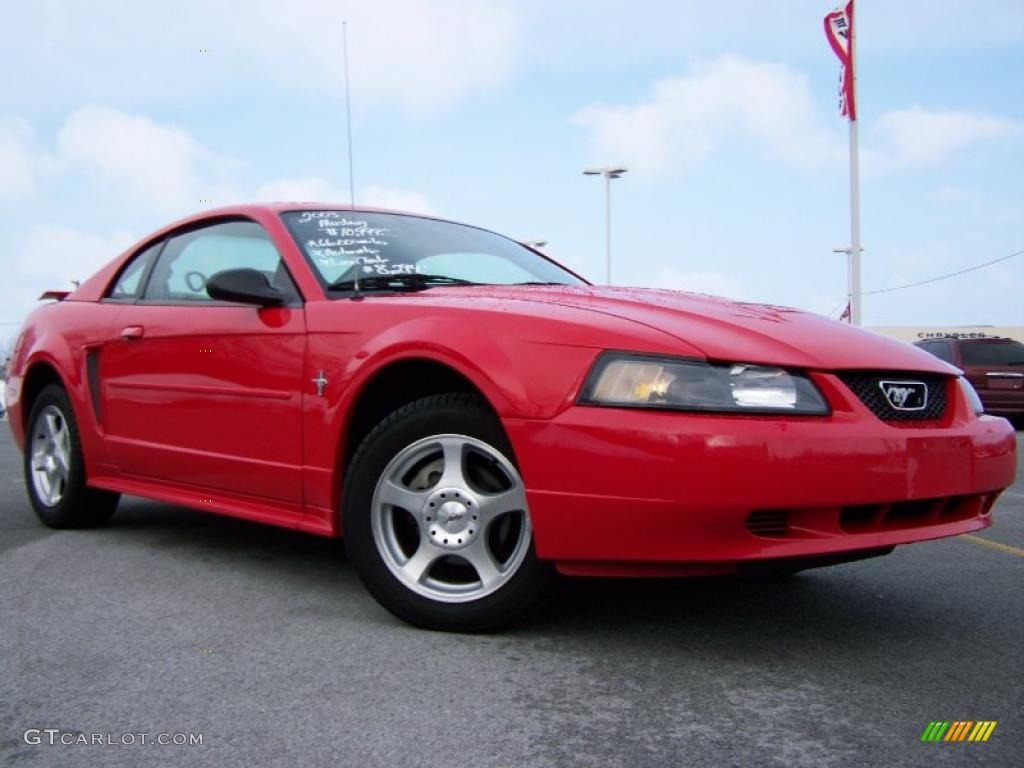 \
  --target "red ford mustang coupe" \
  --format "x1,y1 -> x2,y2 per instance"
5,204 -> 1016,630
